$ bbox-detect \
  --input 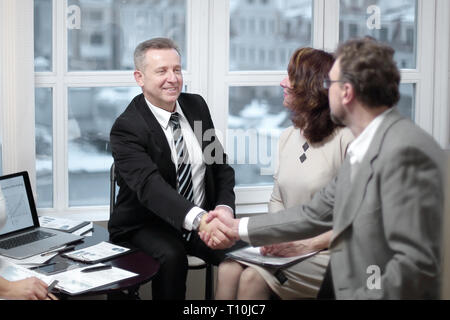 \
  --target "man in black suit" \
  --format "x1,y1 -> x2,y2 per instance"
109,38 -> 235,299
